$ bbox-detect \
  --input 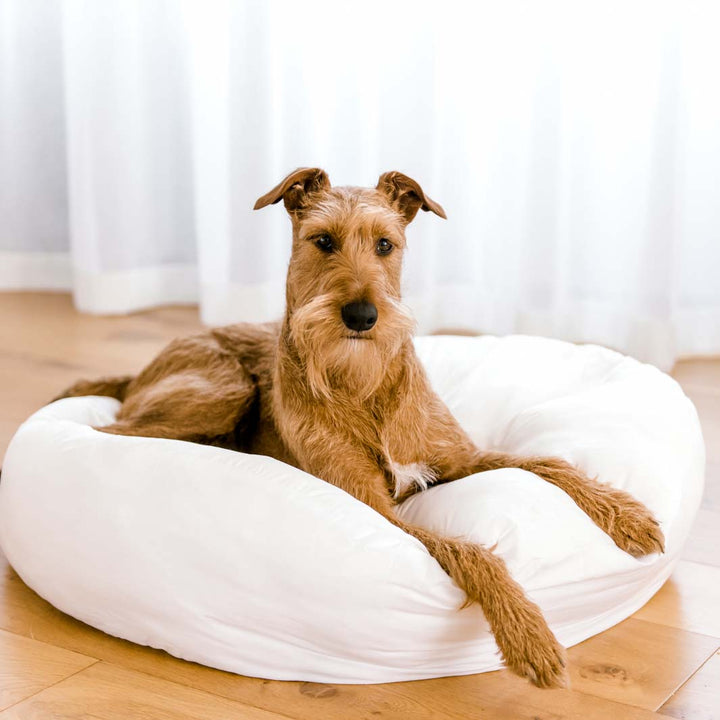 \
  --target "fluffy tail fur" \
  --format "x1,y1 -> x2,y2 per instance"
53,375 -> 133,403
